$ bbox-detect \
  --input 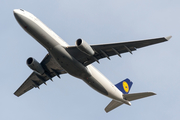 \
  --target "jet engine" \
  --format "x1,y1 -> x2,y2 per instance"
26,57 -> 44,74
76,39 -> 95,56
